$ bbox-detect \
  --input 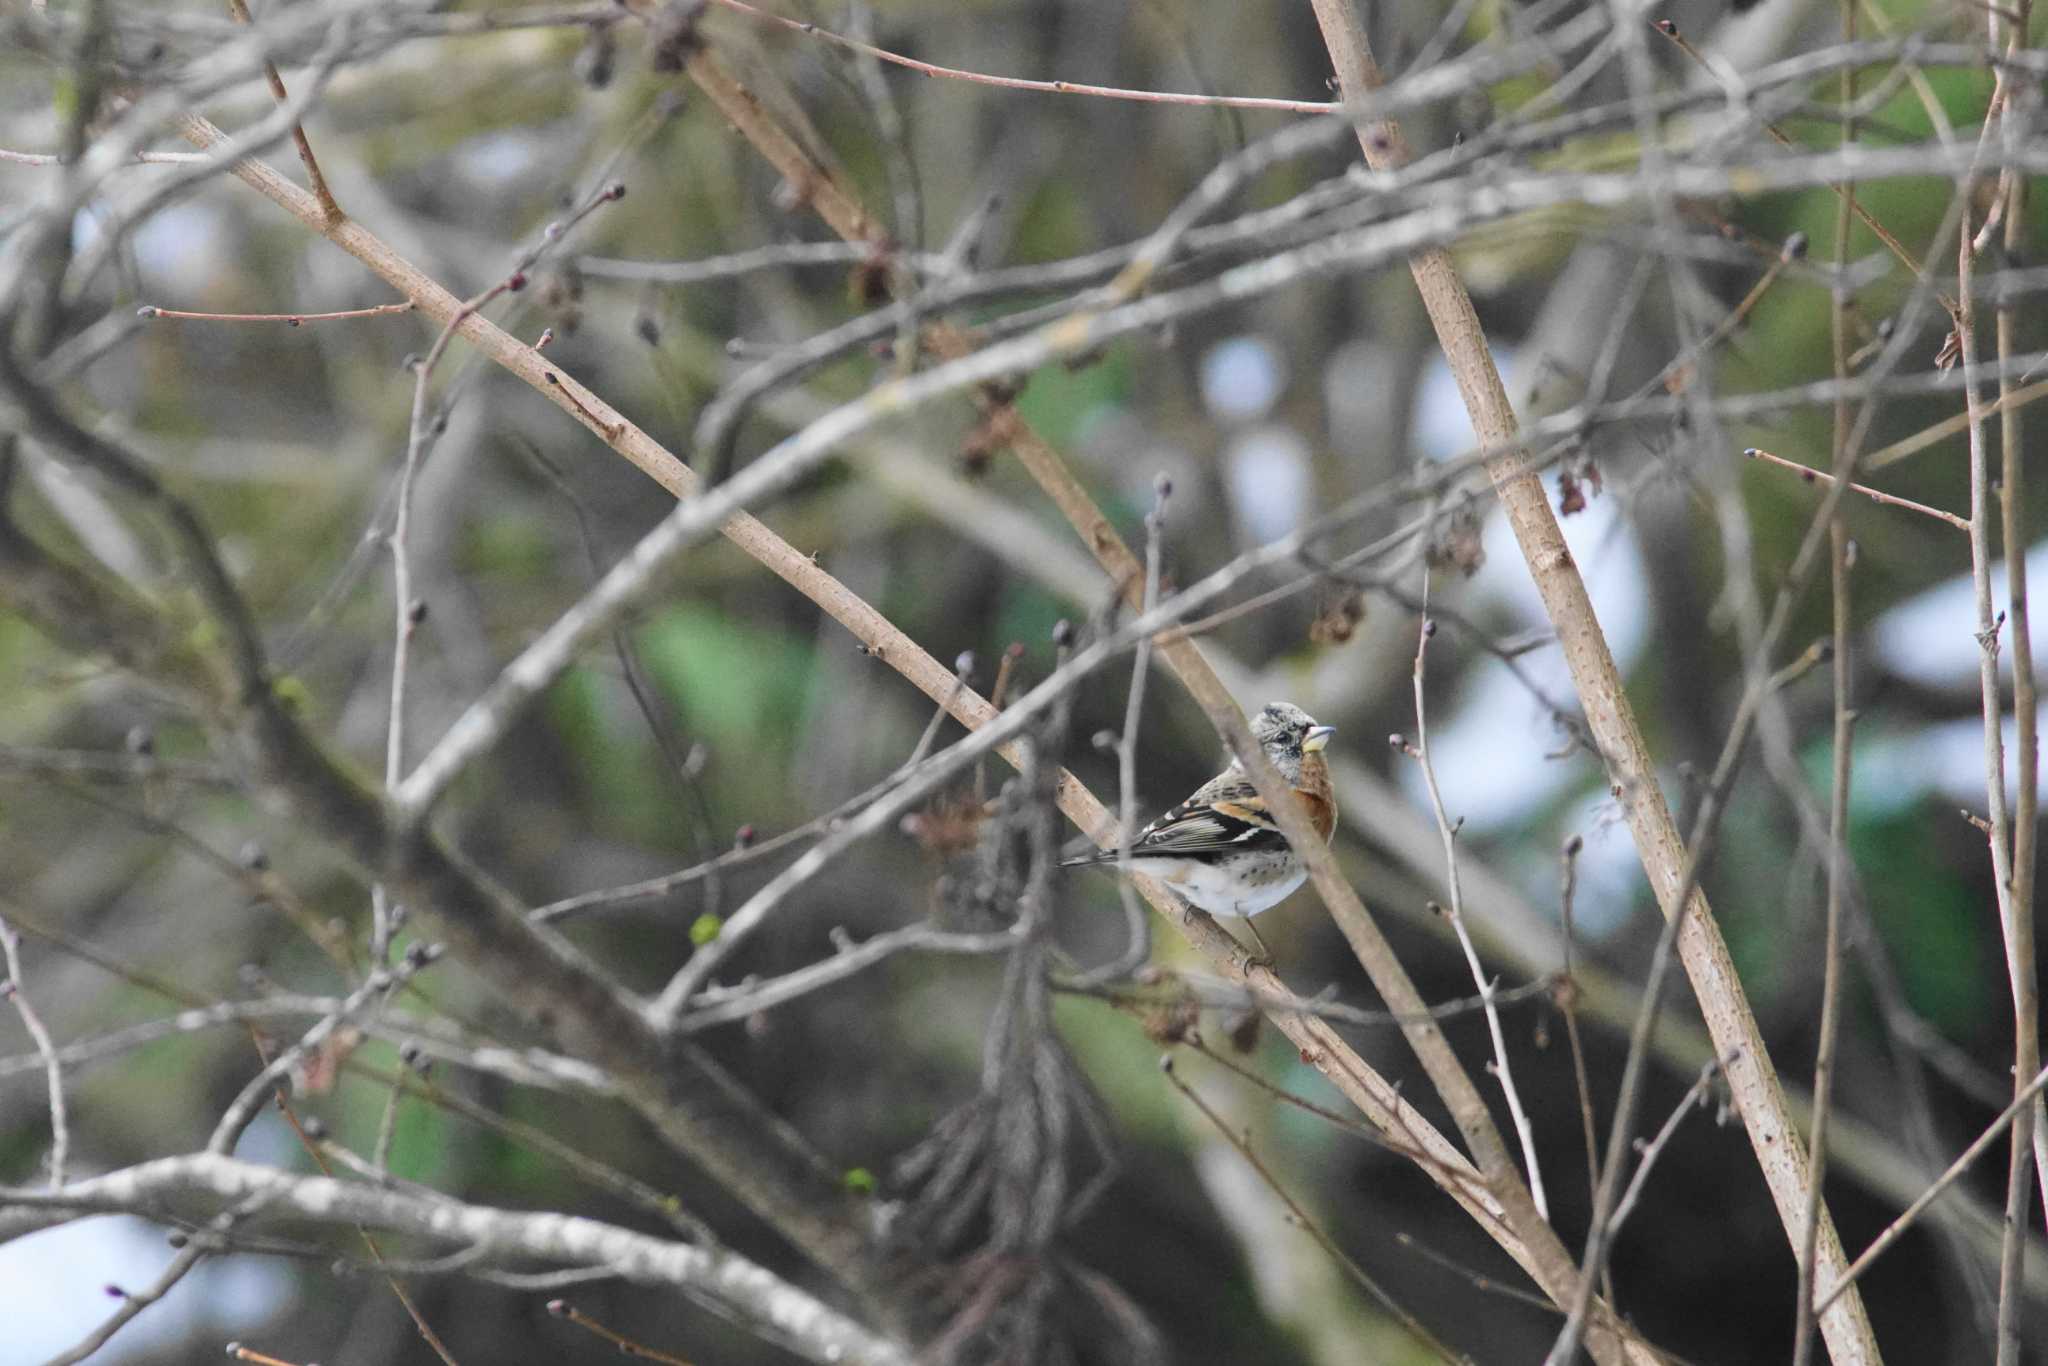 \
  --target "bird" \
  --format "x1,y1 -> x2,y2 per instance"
1062,702 -> 1338,961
